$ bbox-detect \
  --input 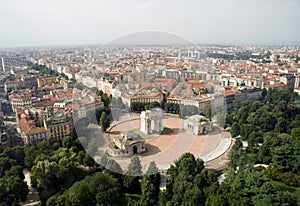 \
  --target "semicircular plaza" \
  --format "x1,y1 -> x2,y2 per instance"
106,113 -> 232,171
